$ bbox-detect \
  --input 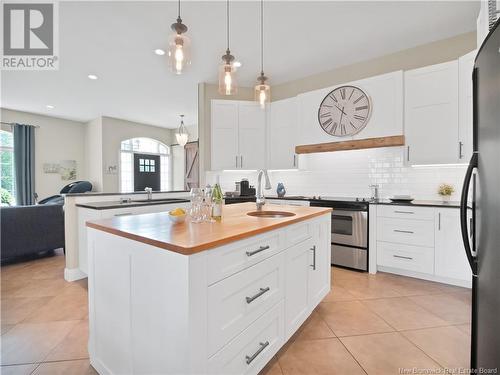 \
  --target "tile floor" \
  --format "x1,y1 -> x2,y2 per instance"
1,251 -> 472,375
